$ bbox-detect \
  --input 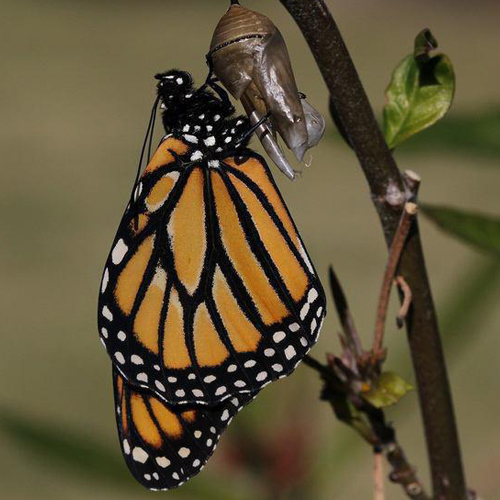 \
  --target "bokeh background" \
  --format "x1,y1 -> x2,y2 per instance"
1,0 -> 499,498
